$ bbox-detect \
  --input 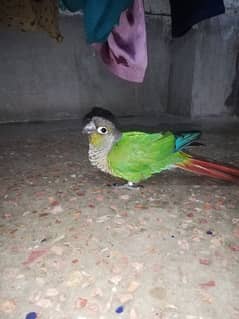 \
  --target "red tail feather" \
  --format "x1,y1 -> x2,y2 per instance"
177,158 -> 239,183
192,159 -> 239,177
